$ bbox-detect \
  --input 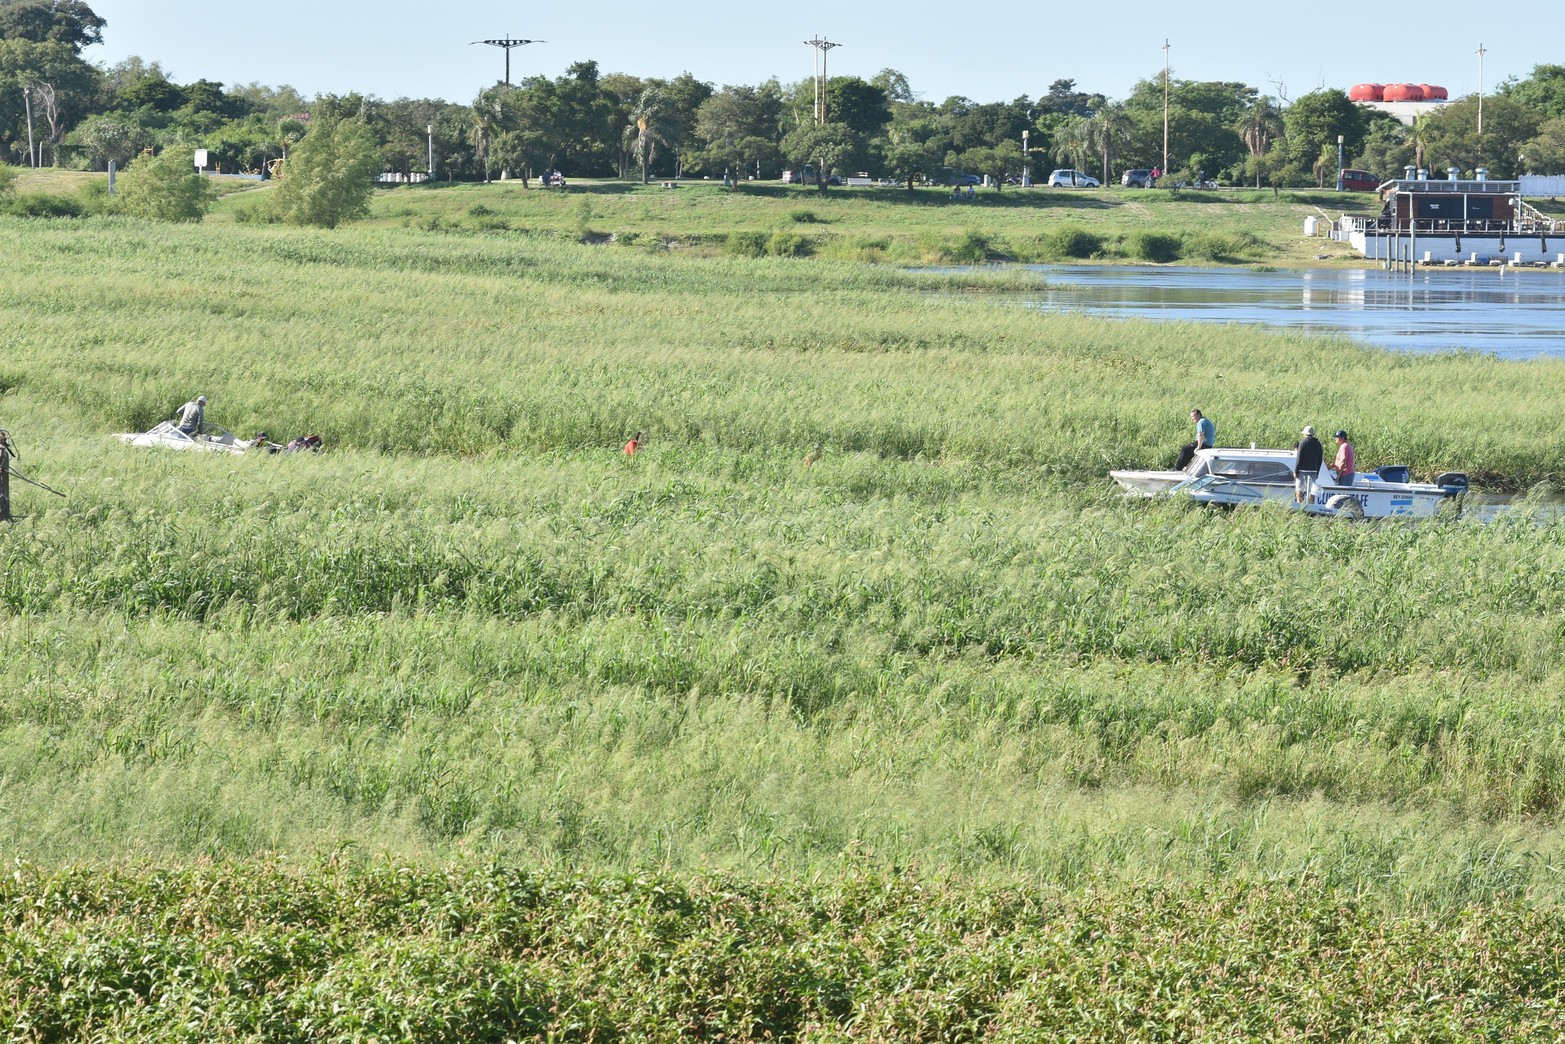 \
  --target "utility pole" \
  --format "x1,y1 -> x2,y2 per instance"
1476,42 -> 1486,137
471,37 -> 543,86
1162,40 -> 1171,177
804,36 -> 840,125
427,124 -> 434,183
